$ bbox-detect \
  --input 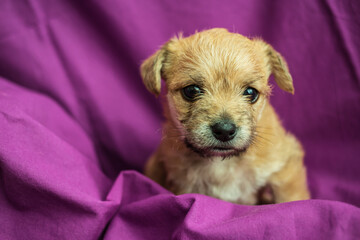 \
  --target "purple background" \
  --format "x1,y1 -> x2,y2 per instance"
0,0 -> 359,239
